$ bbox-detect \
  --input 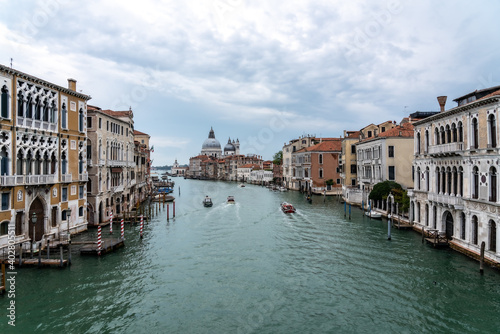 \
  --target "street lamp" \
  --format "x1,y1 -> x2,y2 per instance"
31,212 -> 37,258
